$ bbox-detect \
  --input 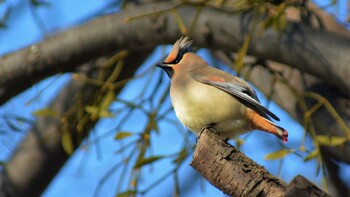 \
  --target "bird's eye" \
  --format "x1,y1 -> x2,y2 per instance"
167,47 -> 189,64
167,56 -> 181,64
